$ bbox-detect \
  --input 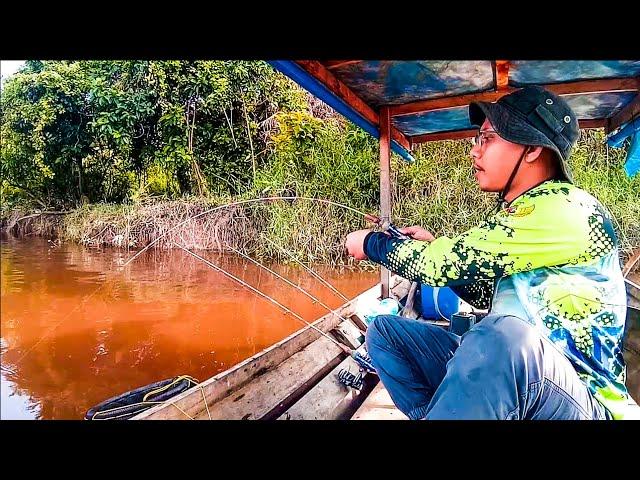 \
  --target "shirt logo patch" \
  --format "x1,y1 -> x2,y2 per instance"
505,204 -> 535,217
